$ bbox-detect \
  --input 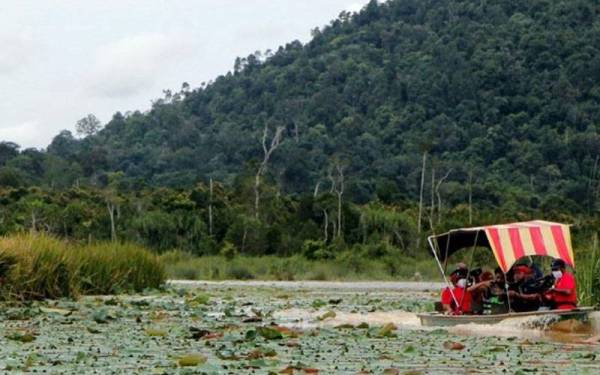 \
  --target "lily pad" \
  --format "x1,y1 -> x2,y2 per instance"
178,353 -> 207,367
